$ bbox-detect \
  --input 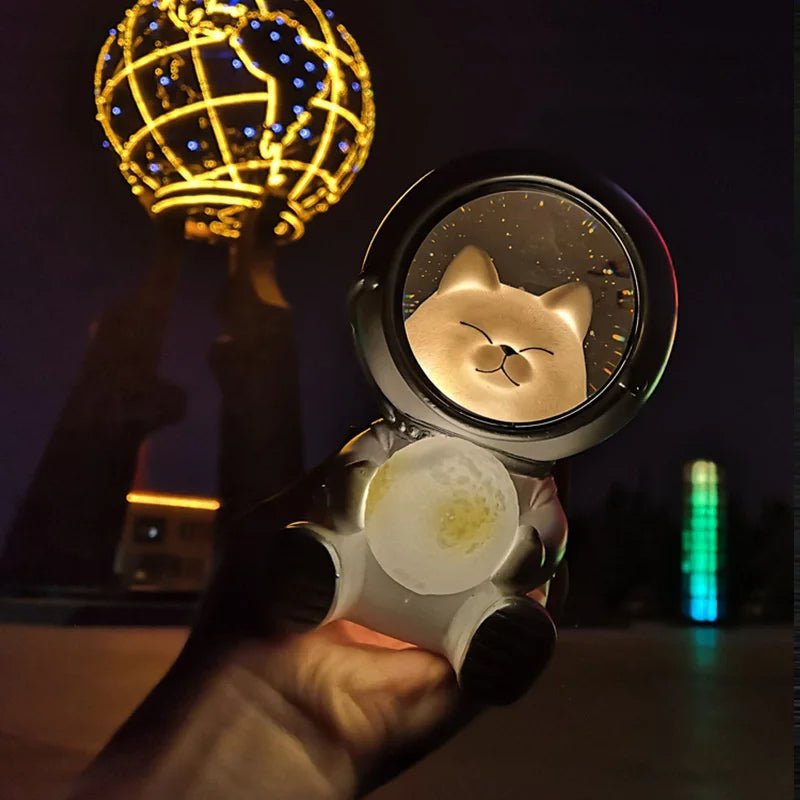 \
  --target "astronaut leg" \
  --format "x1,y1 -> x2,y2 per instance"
270,523 -> 367,633
447,590 -> 556,705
